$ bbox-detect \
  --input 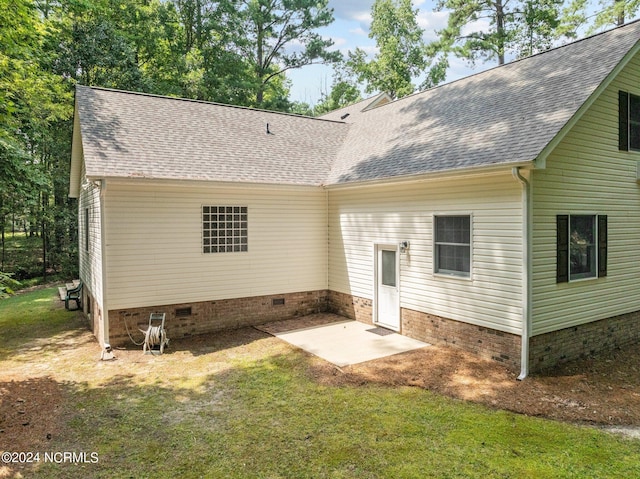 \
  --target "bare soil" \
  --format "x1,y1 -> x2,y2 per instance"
2,309 -> 640,463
